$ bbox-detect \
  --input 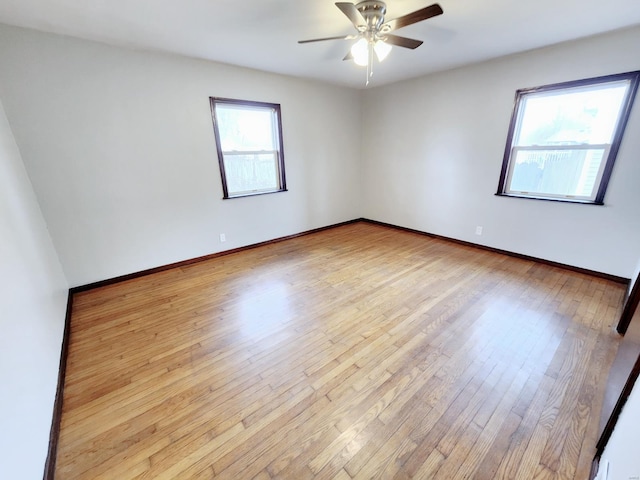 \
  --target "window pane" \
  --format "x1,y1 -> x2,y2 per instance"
516,82 -> 629,147
215,104 -> 275,151
497,71 -> 639,204
509,148 -> 605,198
223,153 -> 280,195
210,97 -> 287,199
